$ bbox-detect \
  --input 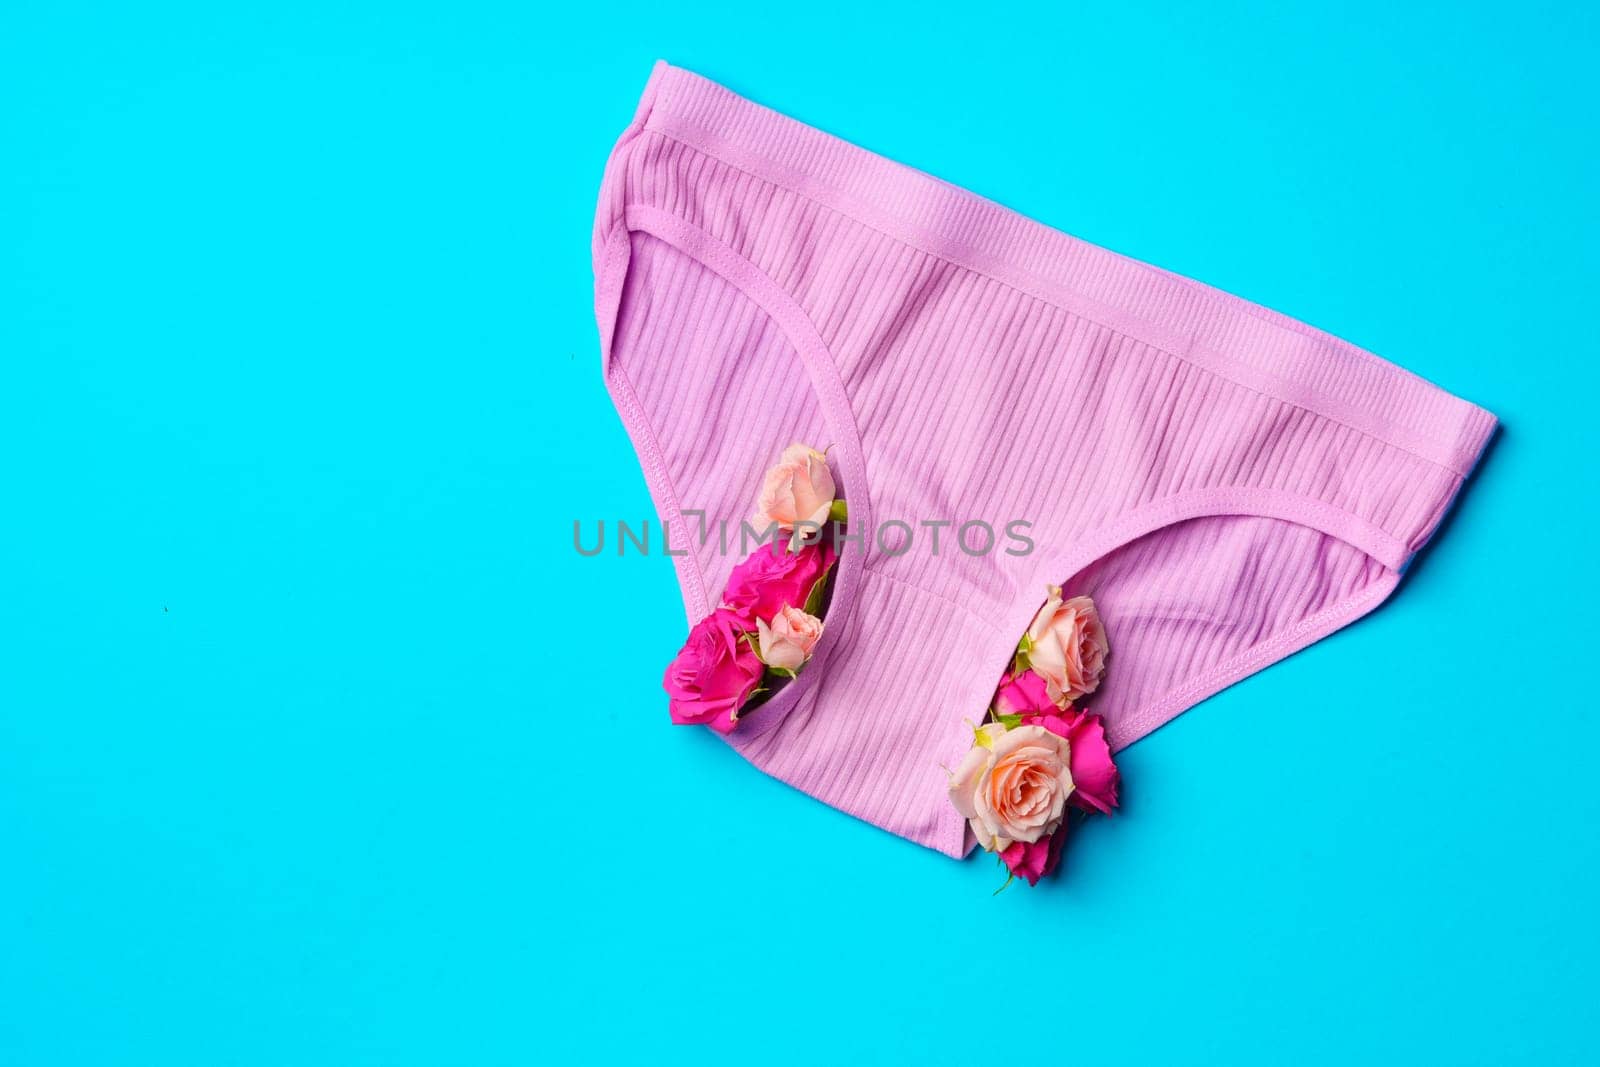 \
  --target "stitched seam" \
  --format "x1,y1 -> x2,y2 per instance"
858,564 -> 1008,637
643,122 -> 1472,479
597,230 -> 713,618
617,208 -> 880,743
1113,571 -> 1398,747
